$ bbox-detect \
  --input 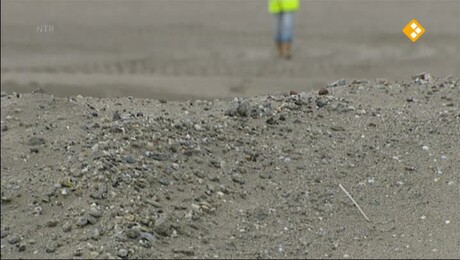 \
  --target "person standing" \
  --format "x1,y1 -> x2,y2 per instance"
268,0 -> 299,60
